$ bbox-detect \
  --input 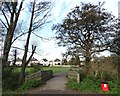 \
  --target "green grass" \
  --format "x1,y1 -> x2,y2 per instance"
42,67 -> 70,73
13,67 -> 36,73
67,77 -> 118,94
12,66 -> 70,74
